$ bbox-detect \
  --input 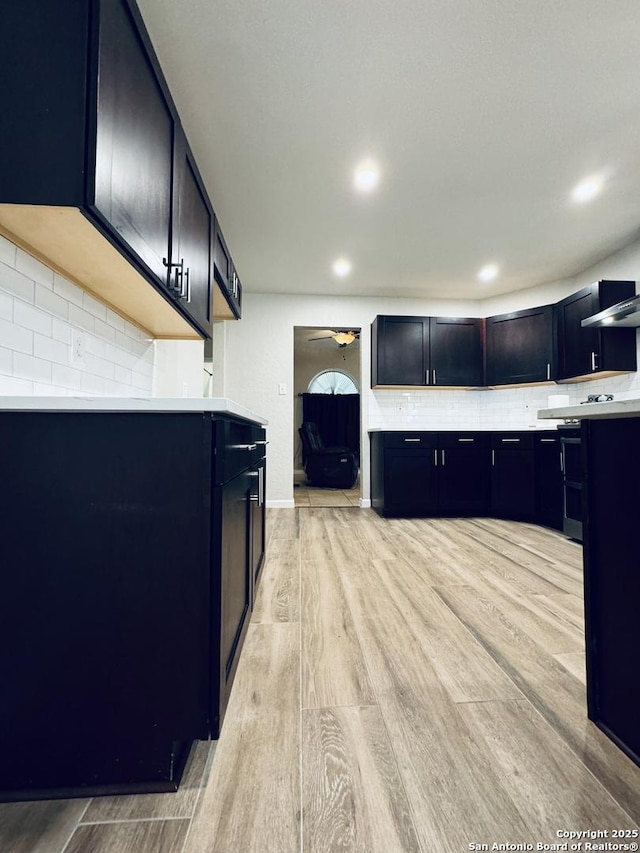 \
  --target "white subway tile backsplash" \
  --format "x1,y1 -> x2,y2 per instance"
15,249 -> 55,289
52,363 -> 83,391
106,308 -> 126,332
35,283 -> 69,319
13,352 -> 53,384
68,303 -> 95,333
0,291 -> 12,320
14,300 -> 53,336
0,235 -> 17,267
1,246 -> 154,397
82,291 -> 108,321
52,317 -> 72,344
94,317 -> 116,343
33,332 -> 68,364
53,272 -> 84,307
1,265 -> 35,303
0,346 -> 11,374
0,316 -> 33,355
0,375 -> 33,394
